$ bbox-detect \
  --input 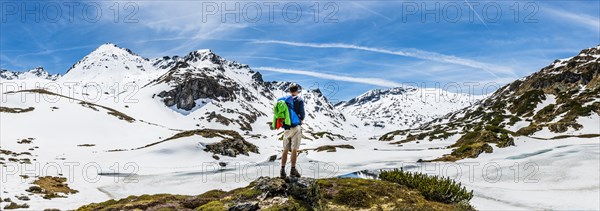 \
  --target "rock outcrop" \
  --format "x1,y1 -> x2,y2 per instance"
204,138 -> 259,157
76,177 -> 473,211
